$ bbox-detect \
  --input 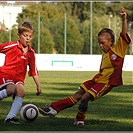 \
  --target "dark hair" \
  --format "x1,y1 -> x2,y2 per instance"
98,28 -> 115,43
